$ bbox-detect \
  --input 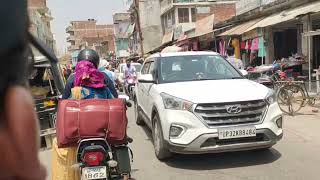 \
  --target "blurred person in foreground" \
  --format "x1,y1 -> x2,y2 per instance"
0,0 -> 47,179
226,46 -> 244,70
